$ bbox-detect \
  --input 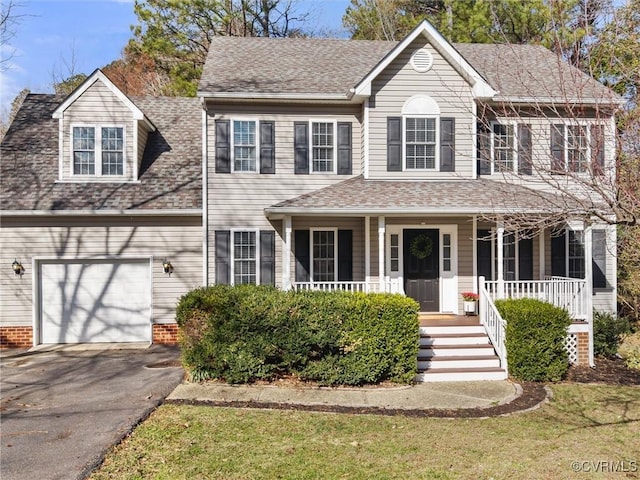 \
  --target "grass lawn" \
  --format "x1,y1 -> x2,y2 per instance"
90,384 -> 639,480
